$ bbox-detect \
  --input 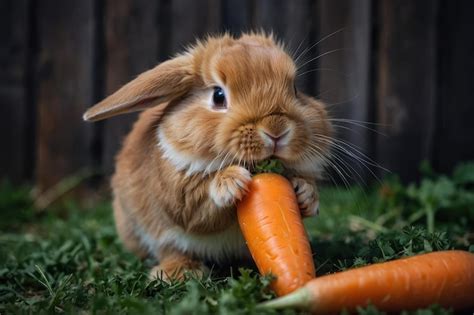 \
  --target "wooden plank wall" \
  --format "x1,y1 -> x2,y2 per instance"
0,0 -> 32,184
434,0 -> 474,174
376,0 -> 438,182
35,0 -> 96,193
1,0 -> 474,193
